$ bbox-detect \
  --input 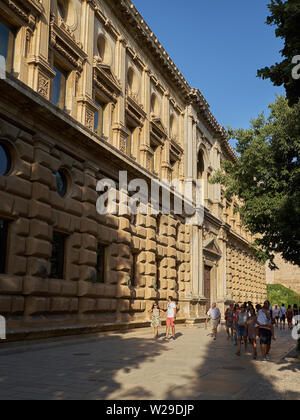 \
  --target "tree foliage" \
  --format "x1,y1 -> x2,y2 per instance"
257,0 -> 300,106
212,96 -> 300,268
